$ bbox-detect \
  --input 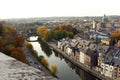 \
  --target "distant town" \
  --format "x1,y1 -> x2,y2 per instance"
1,15 -> 120,80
